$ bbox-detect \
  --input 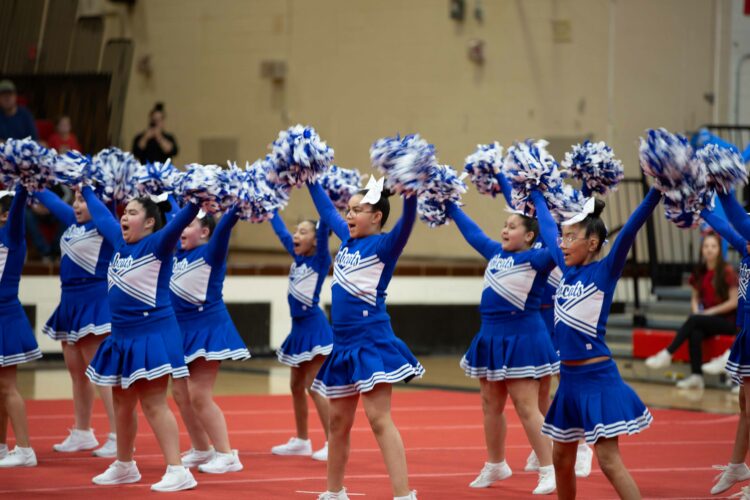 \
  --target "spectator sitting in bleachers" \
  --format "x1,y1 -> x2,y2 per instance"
47,115 -> 81,153
645,232 -> 739,389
